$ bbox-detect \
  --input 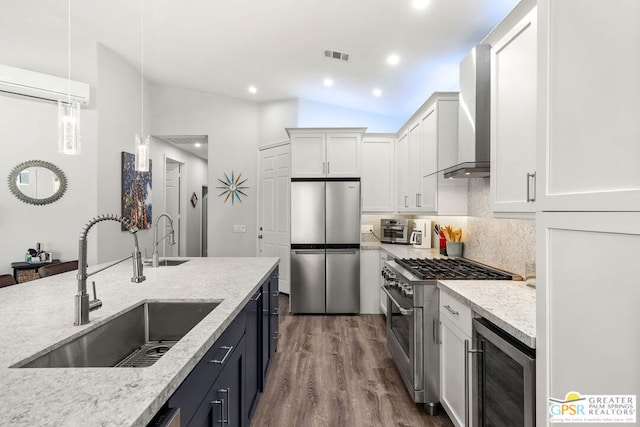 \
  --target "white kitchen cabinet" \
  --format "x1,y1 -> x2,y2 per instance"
439,291 -> 473,427
537,1 -> 640,211
396,131 -> 410,211
359,248 -> 381,314
419,96 -> 467,215
490,8 -> 537,214
409,120 -> 423,210
395,93 -> 463,214
362,135 -> 395,212
288,128 -> 364,178
537,212 -> 640,425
